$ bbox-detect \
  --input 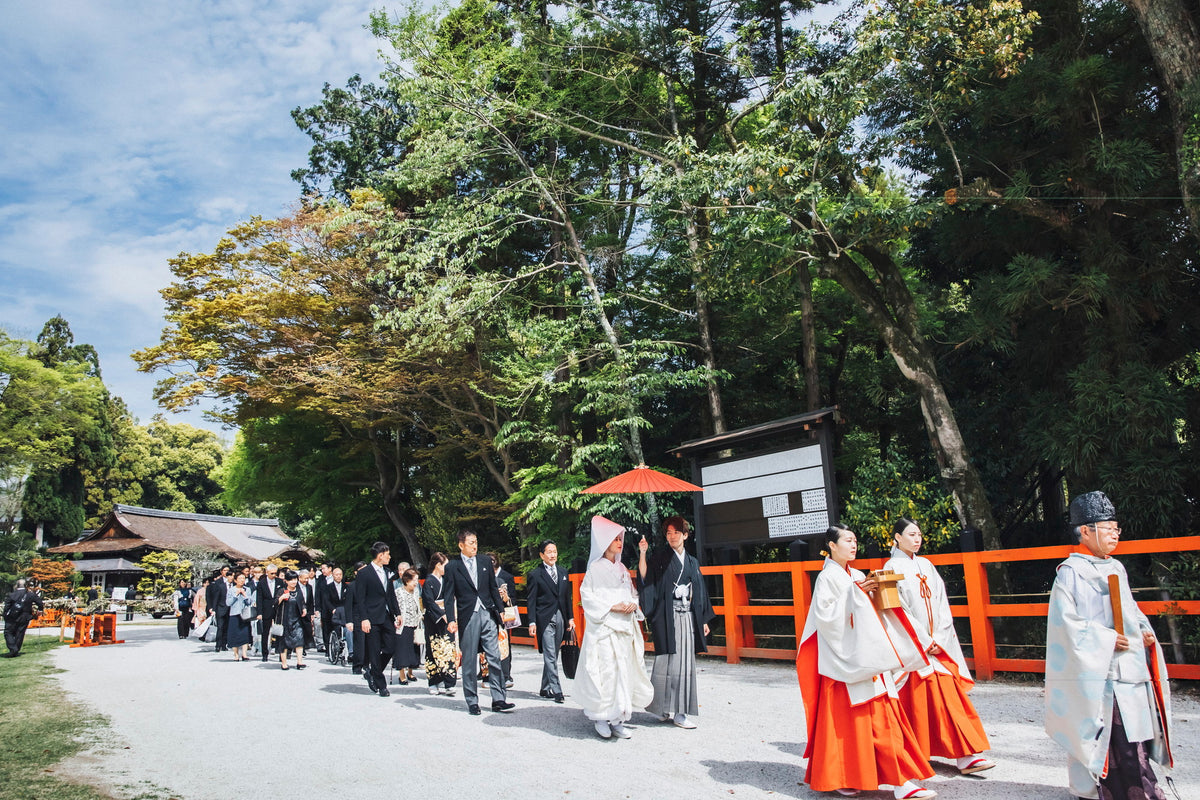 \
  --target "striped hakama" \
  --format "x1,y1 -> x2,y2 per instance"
647,597 -> 699,717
